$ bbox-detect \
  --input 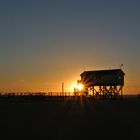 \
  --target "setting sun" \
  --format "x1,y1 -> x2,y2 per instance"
69,82 -> 84,92
76,84 -> 84,91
